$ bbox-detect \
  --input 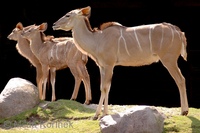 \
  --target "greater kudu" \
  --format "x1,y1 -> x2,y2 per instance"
52,6 -> 189,119
7,23 -> 43,99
